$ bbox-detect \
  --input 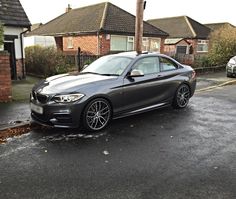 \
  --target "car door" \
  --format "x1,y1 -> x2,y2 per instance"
122,56 -> 163,112
155,56 -> 183,101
